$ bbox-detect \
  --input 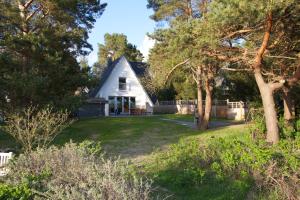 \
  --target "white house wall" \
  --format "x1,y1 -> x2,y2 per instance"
95,57 -> 153,114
